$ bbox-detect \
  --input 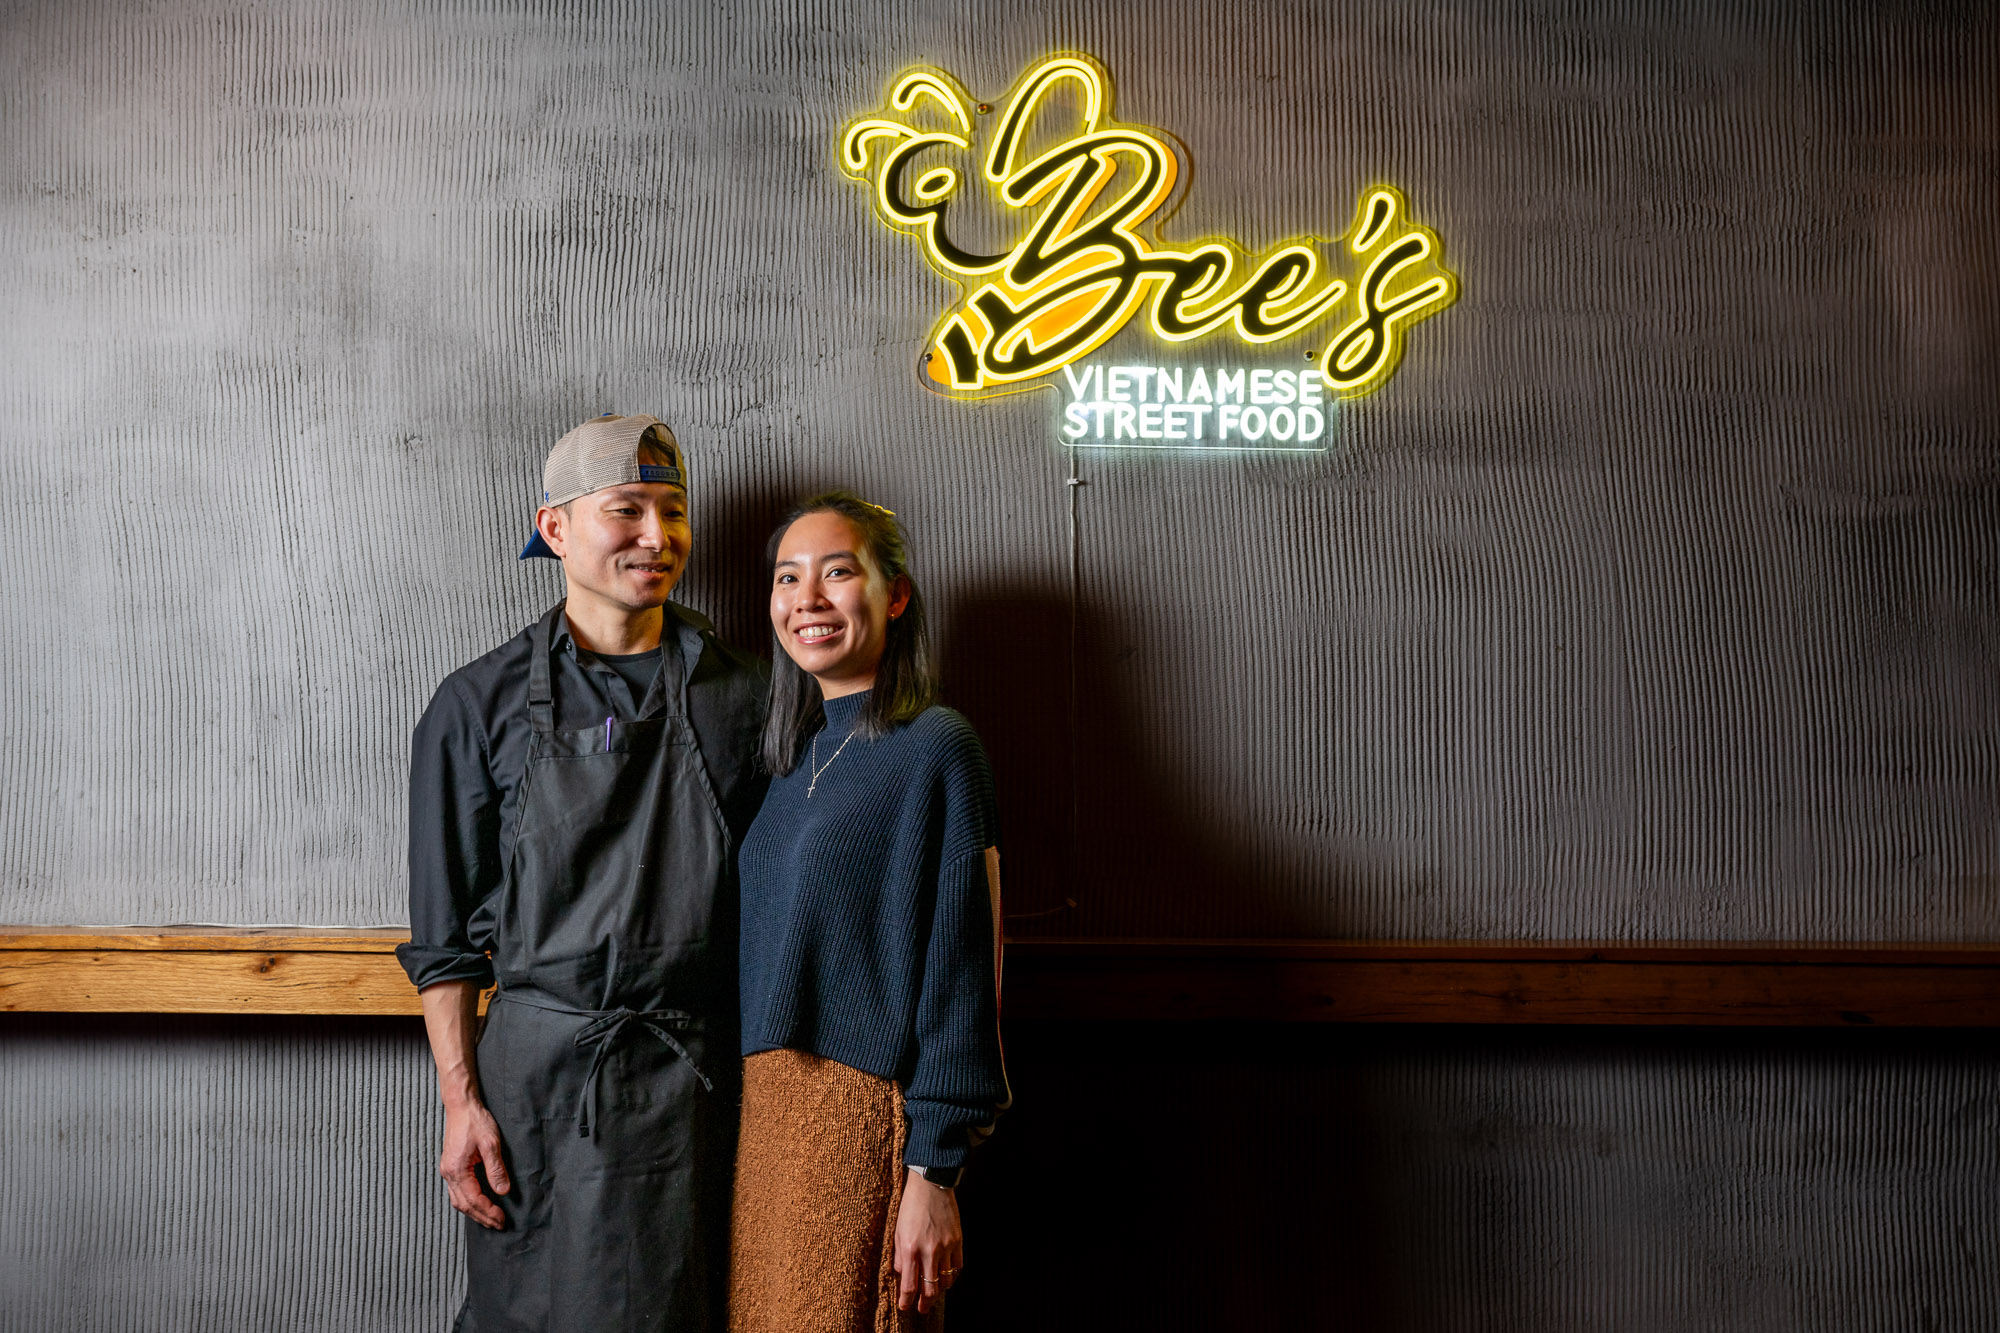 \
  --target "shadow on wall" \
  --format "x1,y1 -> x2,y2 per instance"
683,482 -> 792,656
690,488 -> 1350,937
947,1020 -> 1404,1333
932,596 -> 1399,1325
939,583 -> 1348,938
949,1024 -> 2000,1333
